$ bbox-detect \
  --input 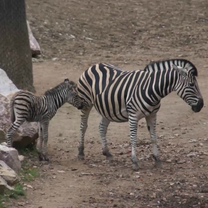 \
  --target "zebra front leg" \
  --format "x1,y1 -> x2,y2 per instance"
6,119 -> 25,147
145,113 -> 161,168
40,121 -> 50,161
128,114 -> 139,170
78,106 -> 92,160
99,117 -> 112,160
